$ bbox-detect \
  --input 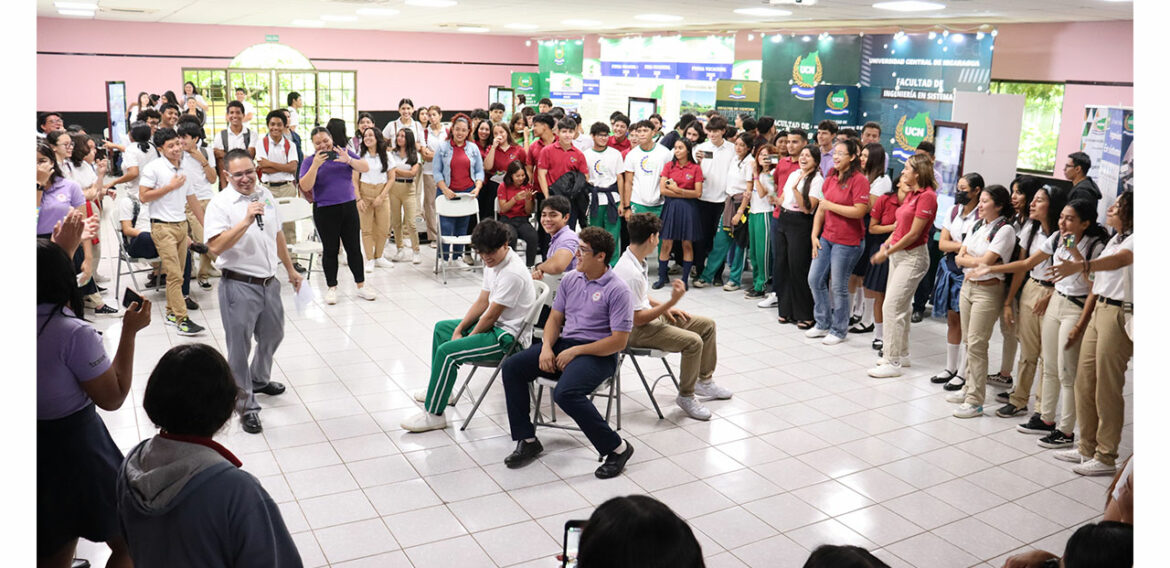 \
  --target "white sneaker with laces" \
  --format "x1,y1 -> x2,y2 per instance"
953,403 -> 983,419
375,258 -> 393,268
413,389 -> 456,406
383,245 -> 397,260
94,272 -> 110,283
1072,458 -> 1118,476
451,258 -> 470,268
356,286 -> 376,301
412,251 -> 422,264
675,396 -> 712,421
693,380 -> 733,400
867,363 -> 903,378
324,287 -> 338,305
364,259 -> 374,273
1053,448 -> 1086,463
757,292 -> 778,308
804,327 -> 829,339
401,411 -> 448,433
822,334 -> 844,346
945,392 -> 967,404
394,249 -> 410,262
